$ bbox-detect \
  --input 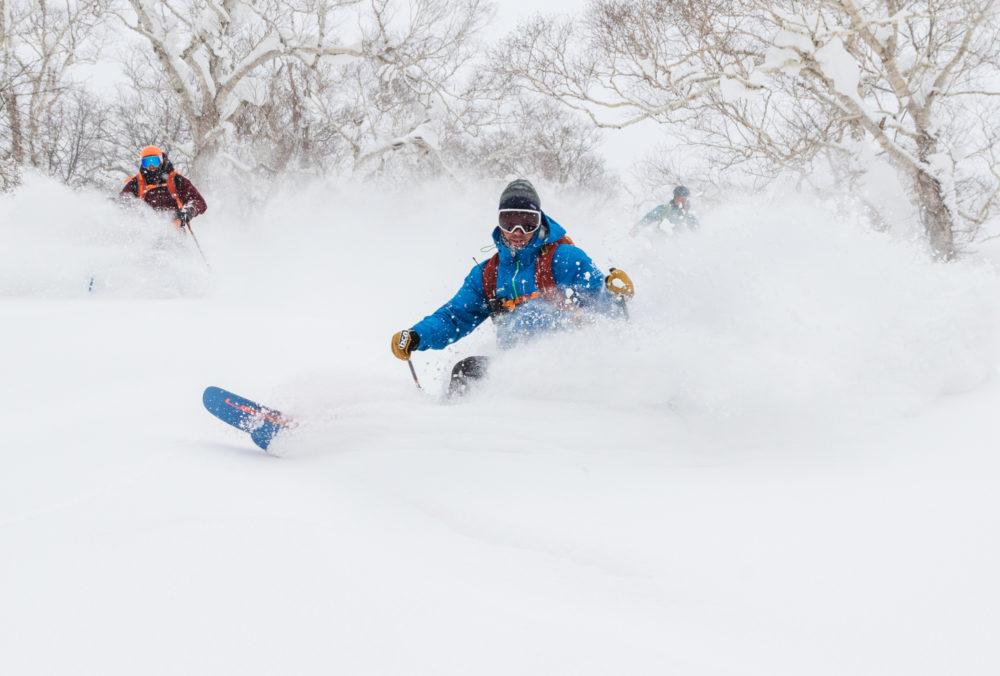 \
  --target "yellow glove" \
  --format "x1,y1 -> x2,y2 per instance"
605,268 -> 635,300
391,329 -> 419,361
